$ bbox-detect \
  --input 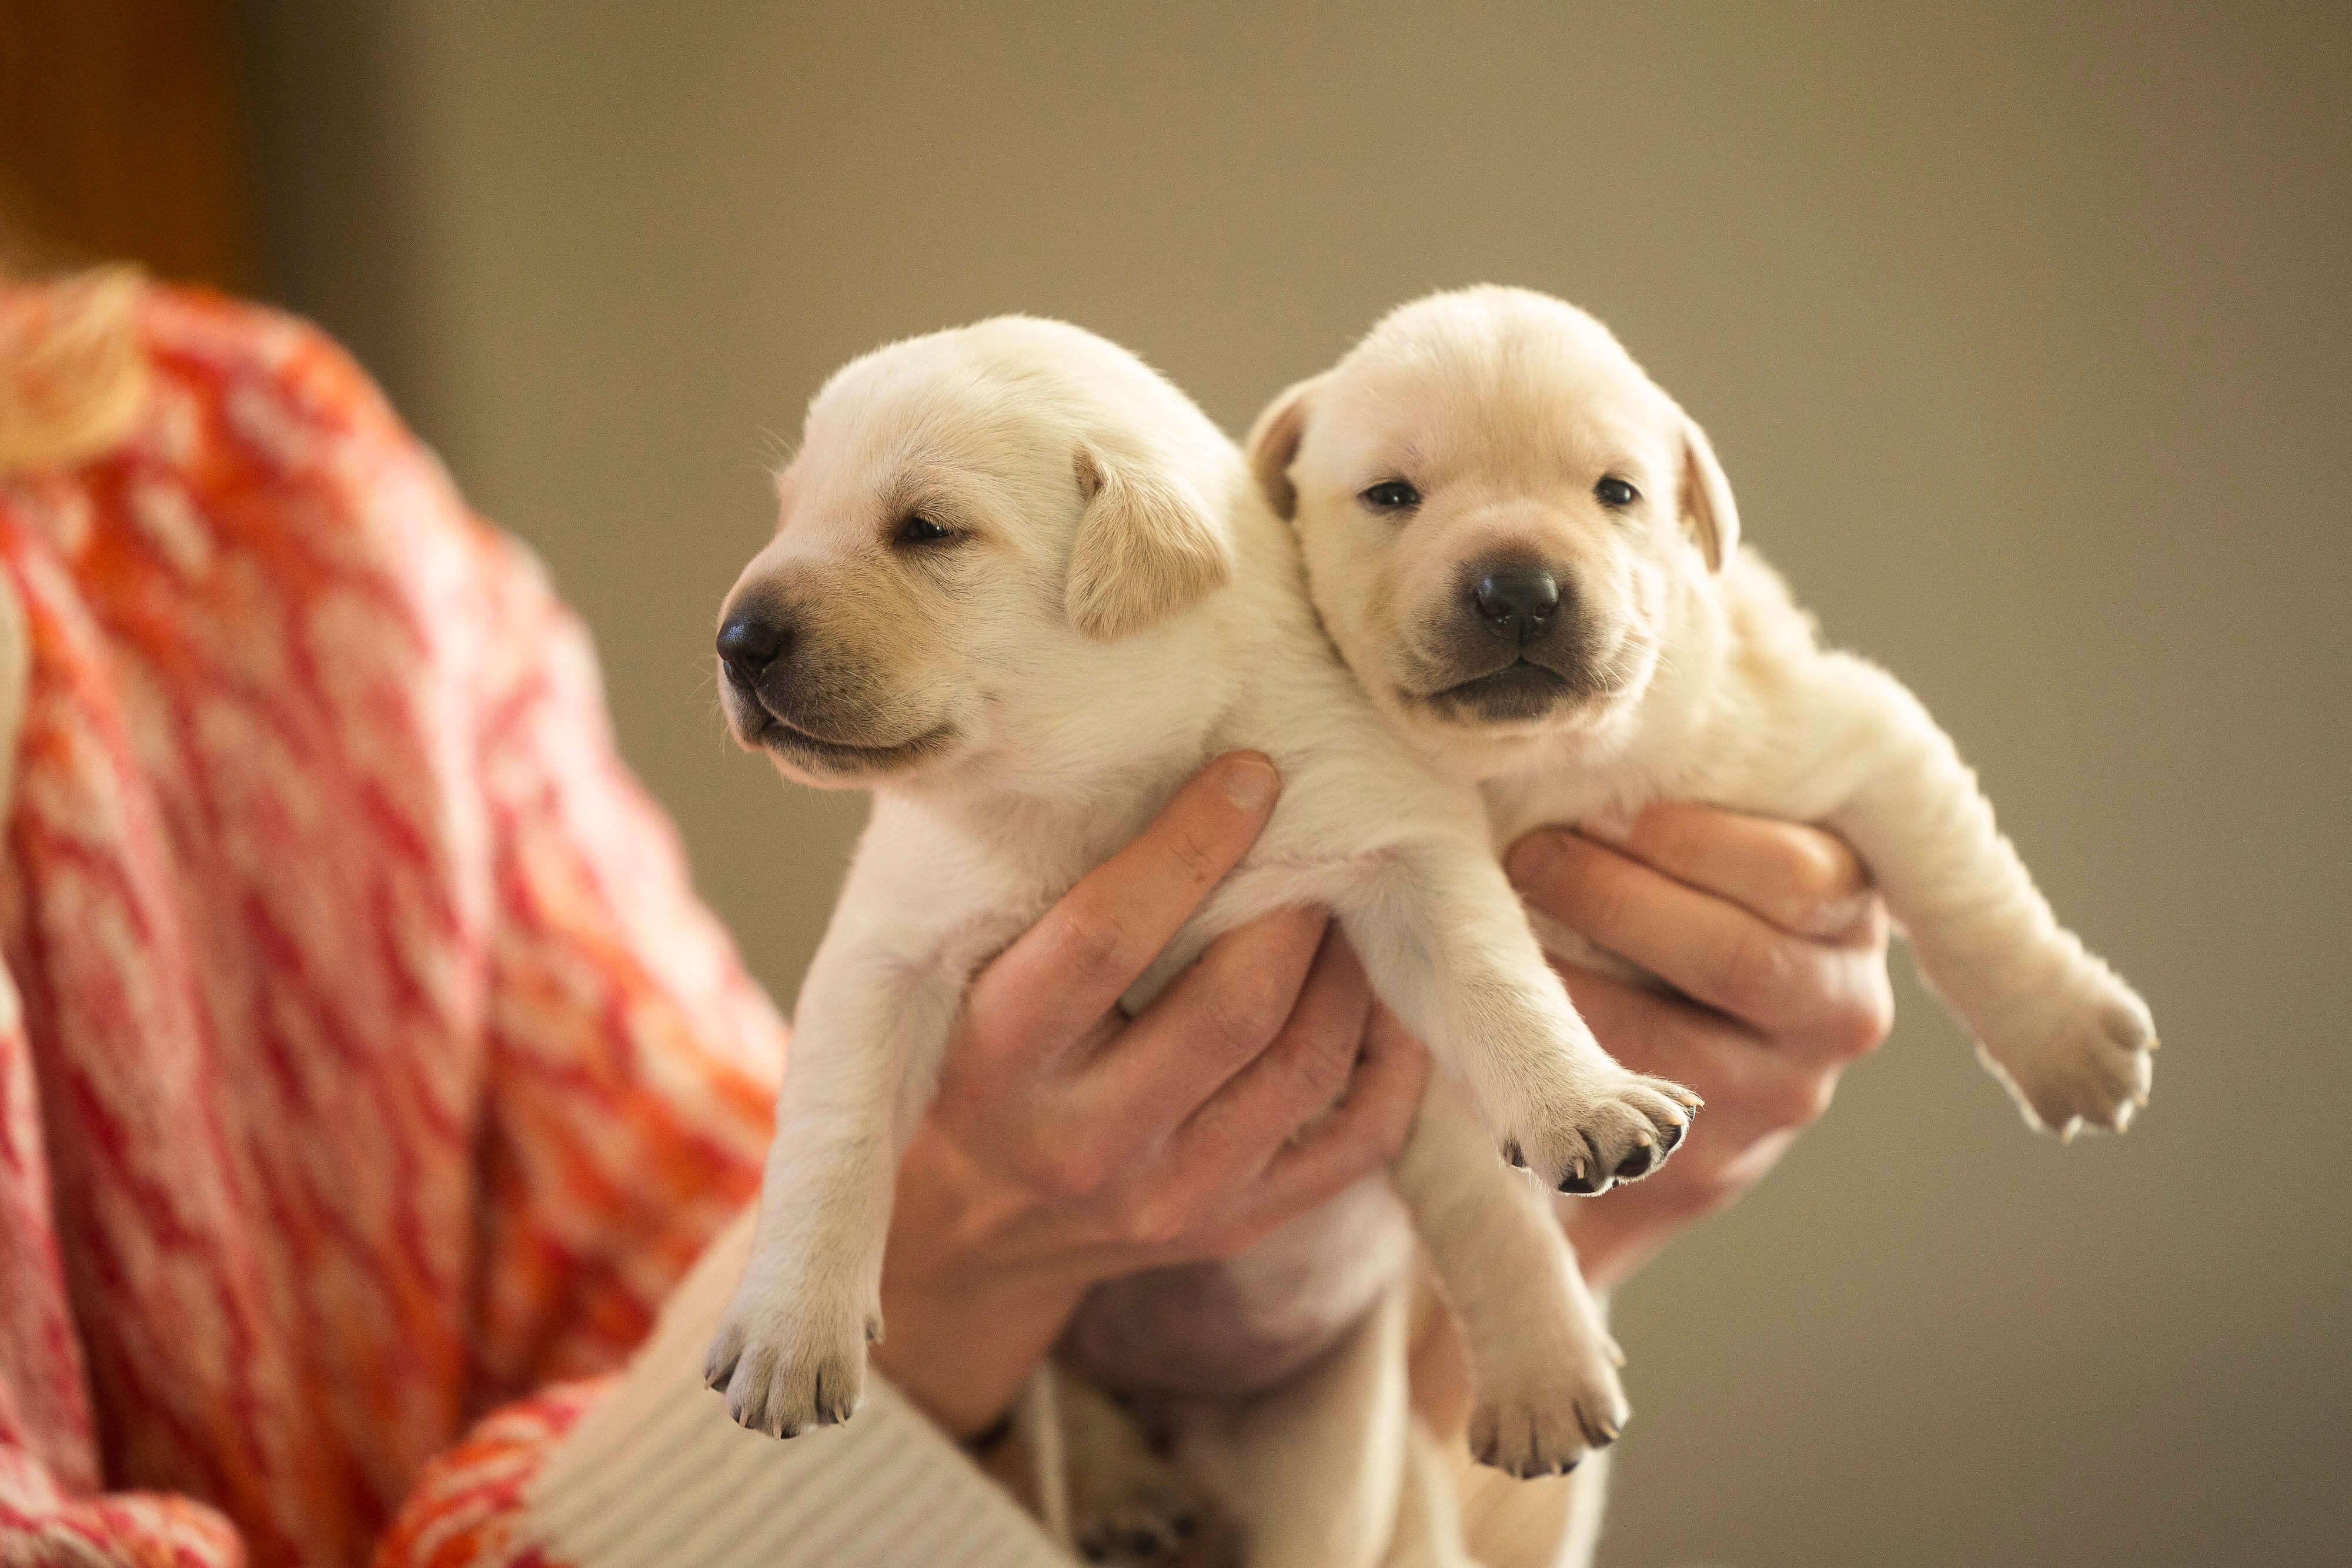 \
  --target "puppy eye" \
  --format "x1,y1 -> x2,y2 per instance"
1359,480 -> 1422,513
894,513 -> 955,546
1595,477 -> 1639,509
